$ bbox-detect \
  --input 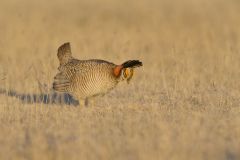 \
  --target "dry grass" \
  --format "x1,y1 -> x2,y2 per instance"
0,0 -> 240,159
